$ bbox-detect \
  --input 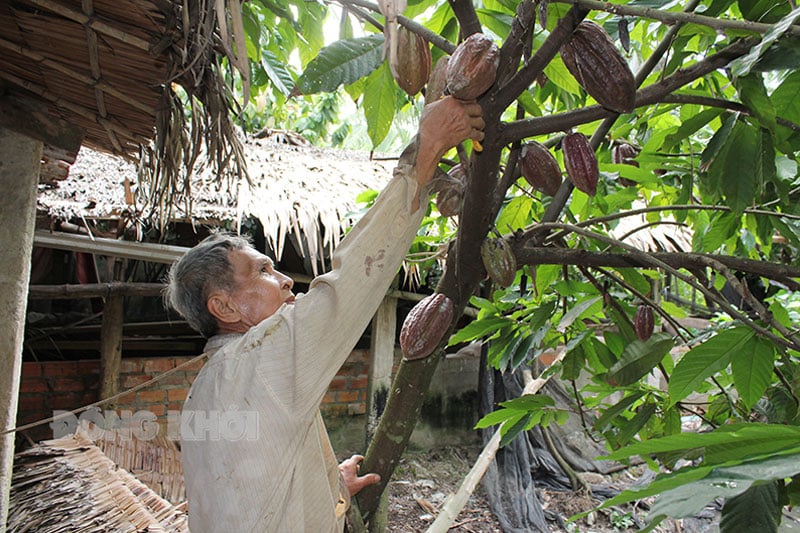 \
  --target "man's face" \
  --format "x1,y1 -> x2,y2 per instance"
223,247 -> 295,328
